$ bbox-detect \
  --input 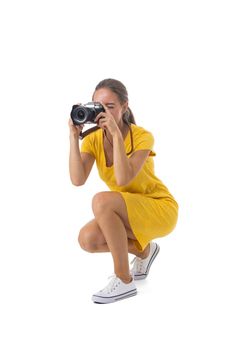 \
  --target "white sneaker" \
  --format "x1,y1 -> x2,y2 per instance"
92,275 -> 137,304
130,242 -> 160,280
